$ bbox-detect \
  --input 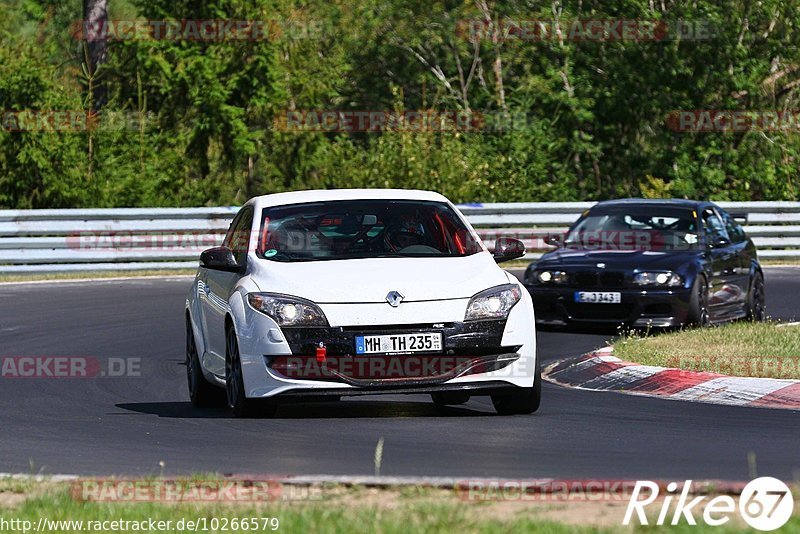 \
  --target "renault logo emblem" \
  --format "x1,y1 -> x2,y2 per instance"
386,291 -> 404,307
